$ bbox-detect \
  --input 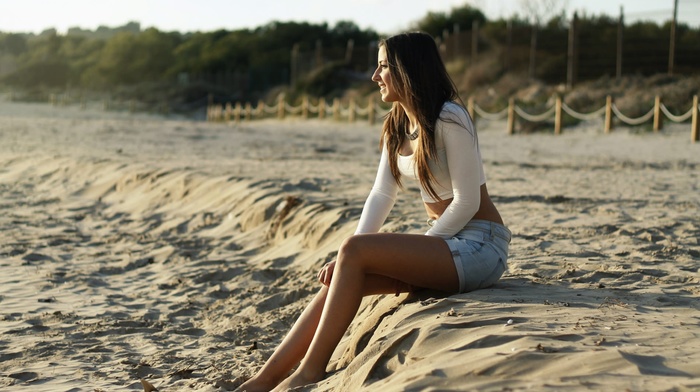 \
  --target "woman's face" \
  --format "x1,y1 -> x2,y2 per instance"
371,45 -> 400,103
